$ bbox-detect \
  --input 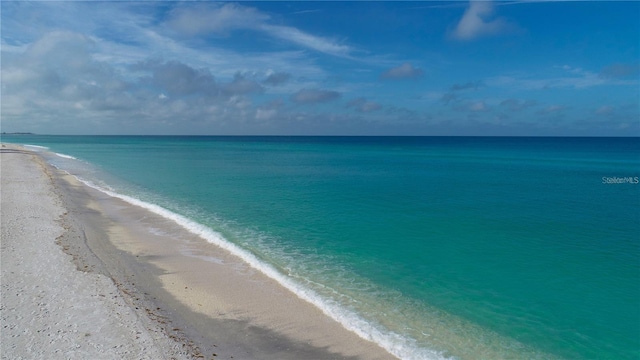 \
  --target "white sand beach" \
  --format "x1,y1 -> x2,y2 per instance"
1,144 -> 395,360
1,145 -> 191,359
